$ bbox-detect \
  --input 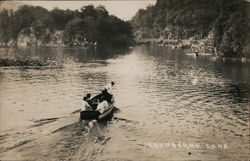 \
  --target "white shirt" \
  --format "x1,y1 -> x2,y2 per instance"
97,100 -> 109,113
103,83 -> 114,94
81,101 -> 91,111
